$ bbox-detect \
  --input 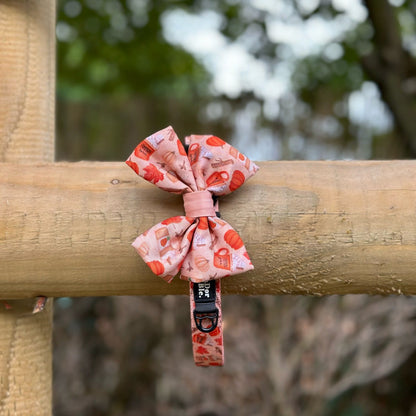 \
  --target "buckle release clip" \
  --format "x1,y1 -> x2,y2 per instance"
193,281 -> 218,333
